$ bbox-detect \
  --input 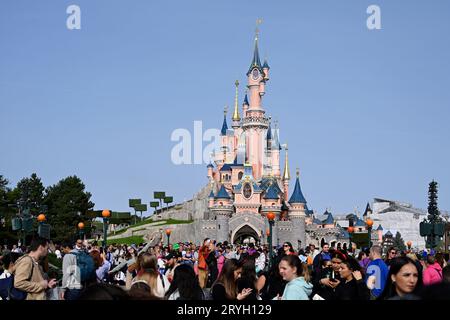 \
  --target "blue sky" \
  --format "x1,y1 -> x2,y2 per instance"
1,0 -> 449,216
